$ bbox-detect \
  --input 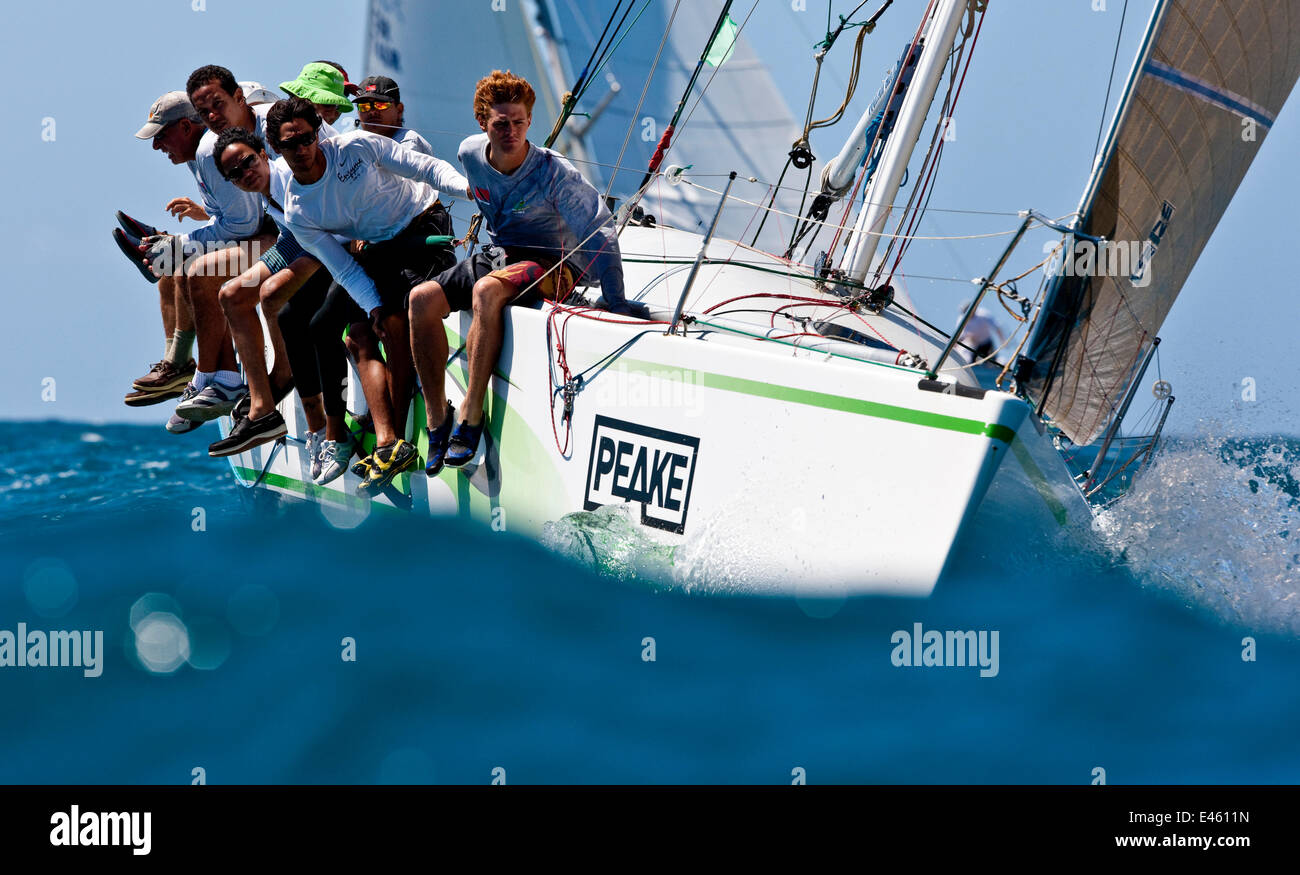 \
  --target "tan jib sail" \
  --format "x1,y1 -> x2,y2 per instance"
1024,0 -> 1300,445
